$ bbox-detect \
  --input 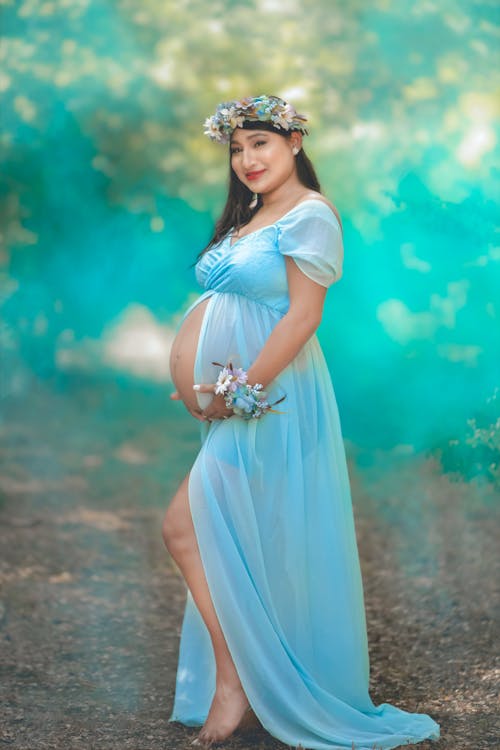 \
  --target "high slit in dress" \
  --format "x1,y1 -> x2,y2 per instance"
169,199 -> 440,749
